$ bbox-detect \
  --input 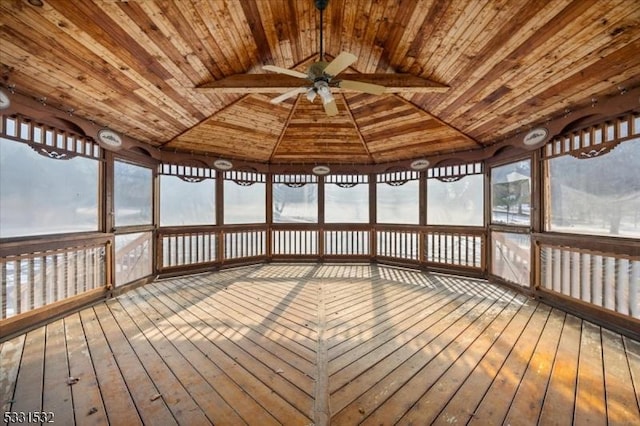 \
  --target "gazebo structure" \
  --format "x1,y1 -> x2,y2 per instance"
1,1 -> 639,425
